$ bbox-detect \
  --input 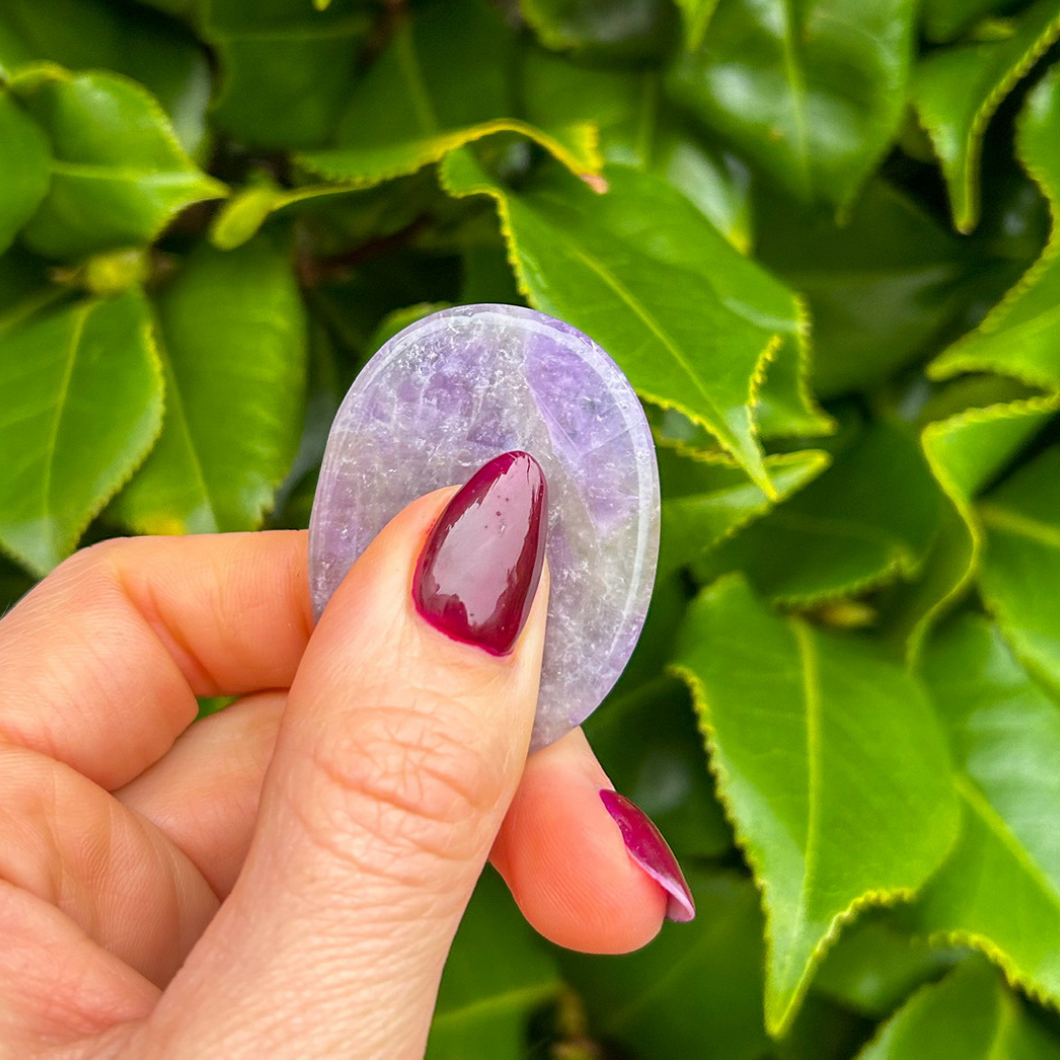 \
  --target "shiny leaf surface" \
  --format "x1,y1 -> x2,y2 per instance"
915,616 -> 1060,1008
667,0 -> 916,208
112,236 -> 306,534
0,290 -> 162,573
911,0 -> 1060,232
301,0 -> 601,187
672,576 -> 959,1034
0,89 -> 50,255
857,959 -> 1060,1059
443,148 -> 812,493
14,69 -> 225,259
930,63 -> 1060,389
